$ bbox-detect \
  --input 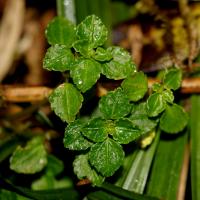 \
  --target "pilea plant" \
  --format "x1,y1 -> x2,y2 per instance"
43,15 -> 188,186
